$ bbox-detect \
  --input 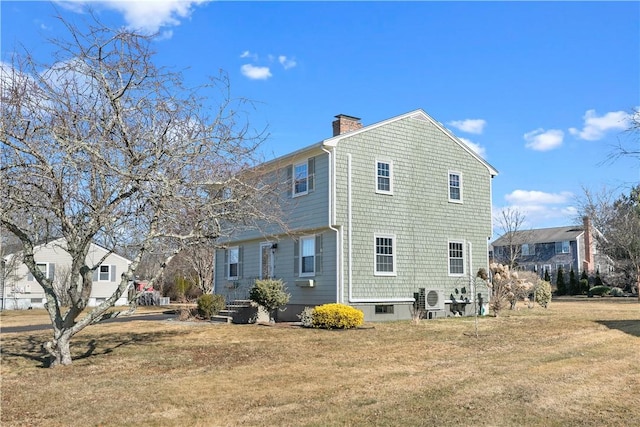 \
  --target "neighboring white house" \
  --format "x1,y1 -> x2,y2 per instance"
1,238 -> 132,310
